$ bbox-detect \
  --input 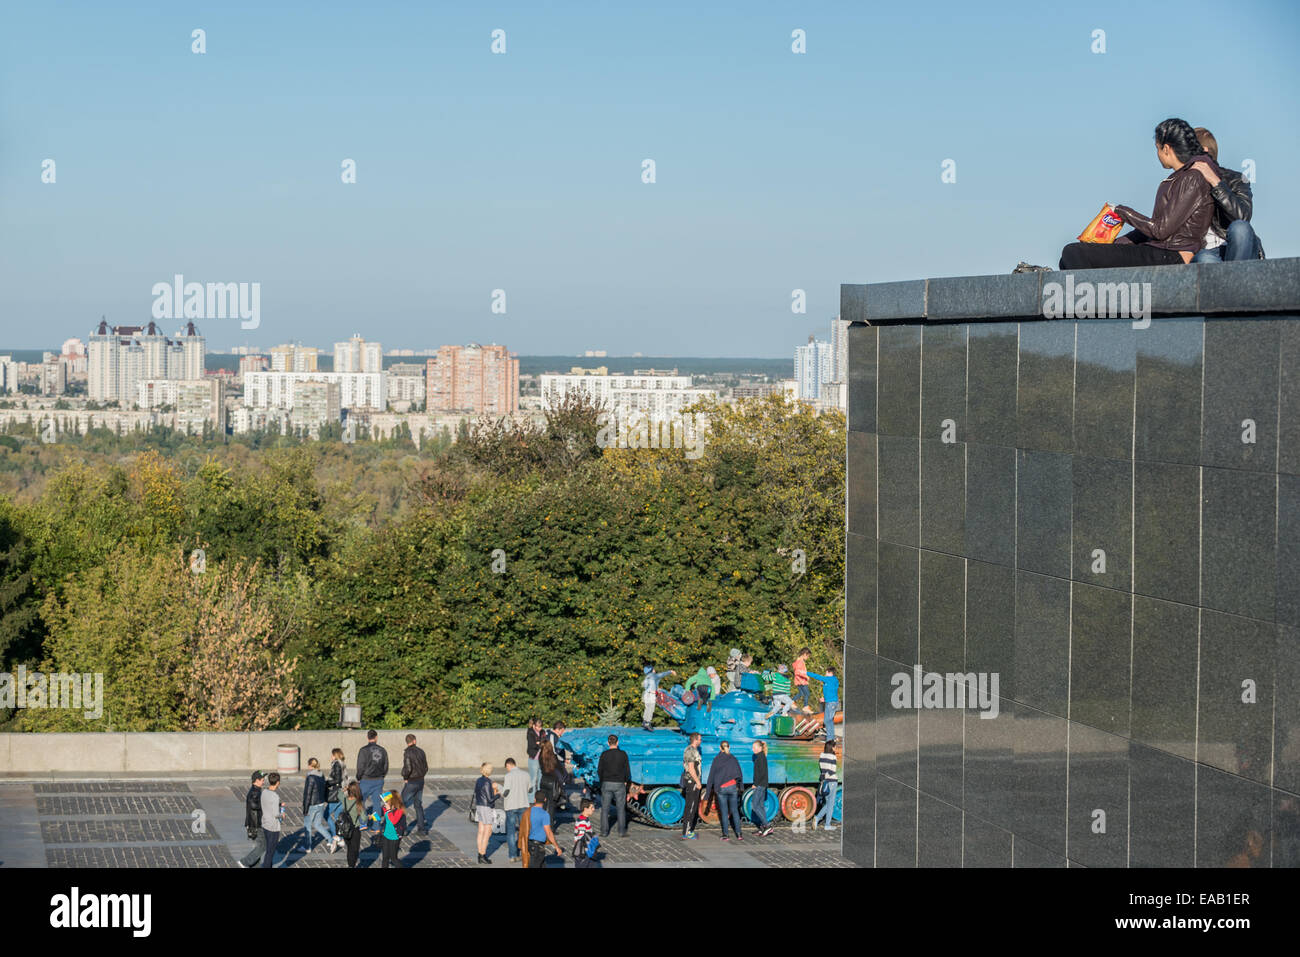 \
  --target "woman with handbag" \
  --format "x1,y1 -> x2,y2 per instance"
473,762 -> 501,864
336,781 -> 365,868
